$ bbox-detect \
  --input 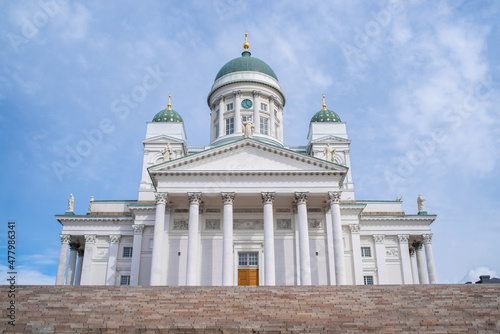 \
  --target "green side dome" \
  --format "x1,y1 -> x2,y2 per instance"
311,109 -> 341,123
215,51 -> 278,81
152,108 -> 183,122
